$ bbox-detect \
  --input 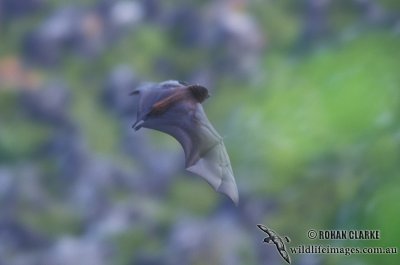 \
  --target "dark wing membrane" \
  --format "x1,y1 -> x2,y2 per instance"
141,102 -> 238,204
132,81 -> 238,204
186,140 -> 238,204
140,100 -> 206,166
186,106 -> 238,204
142,120 -> 197,166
